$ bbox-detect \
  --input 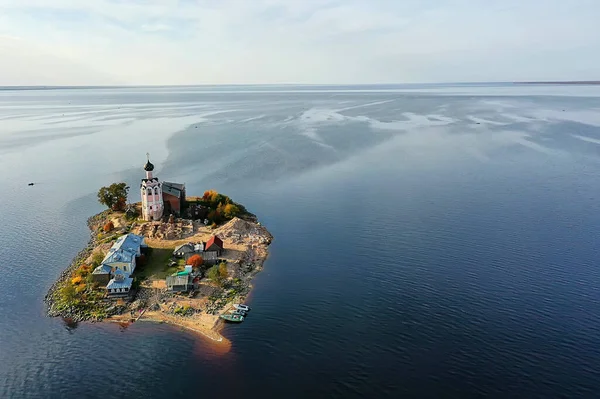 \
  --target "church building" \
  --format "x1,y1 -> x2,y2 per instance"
140,154 -> 186,221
